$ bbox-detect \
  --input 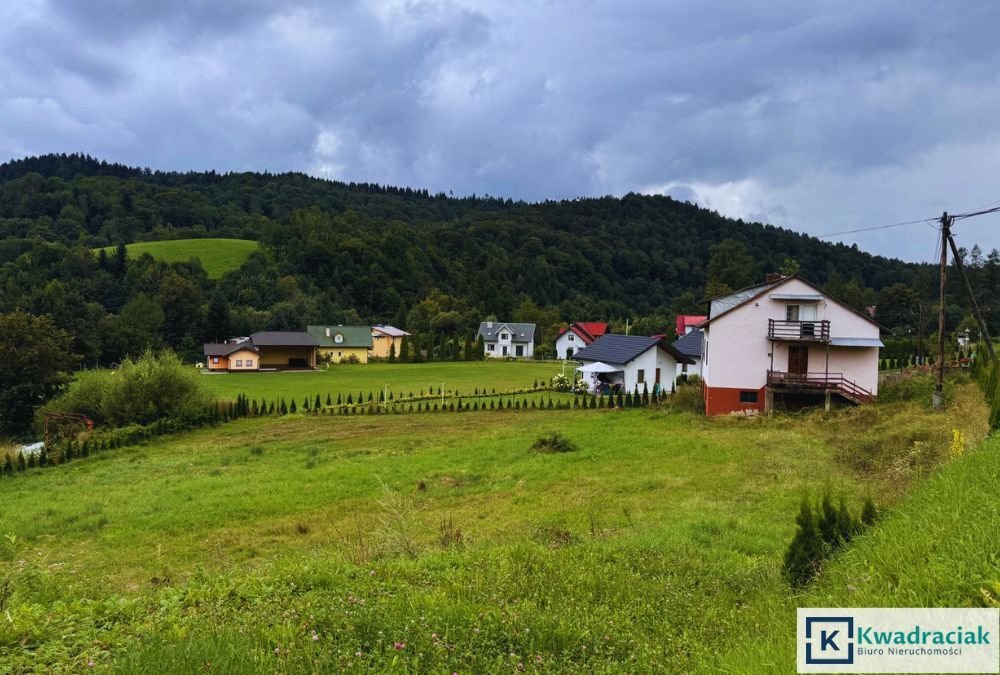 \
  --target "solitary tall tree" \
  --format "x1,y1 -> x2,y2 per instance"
0,311 -> 79,436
